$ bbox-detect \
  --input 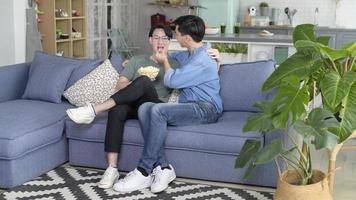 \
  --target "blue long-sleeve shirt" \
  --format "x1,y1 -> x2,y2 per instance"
164,43 -> 223,114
